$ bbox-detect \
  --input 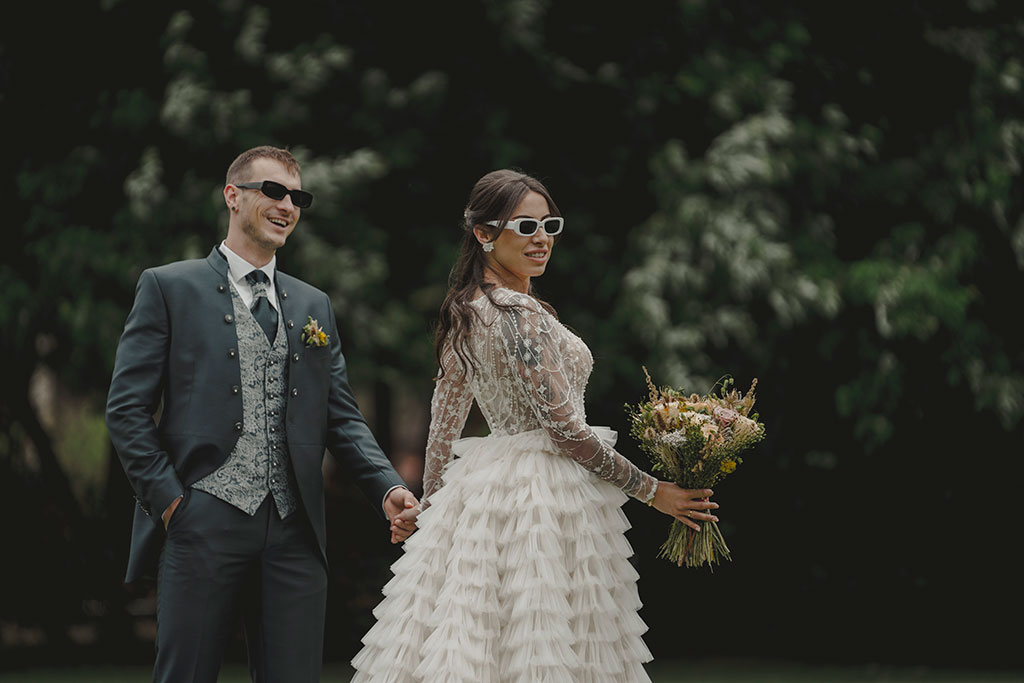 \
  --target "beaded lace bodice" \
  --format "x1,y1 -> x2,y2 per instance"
422,288 -> 658,508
